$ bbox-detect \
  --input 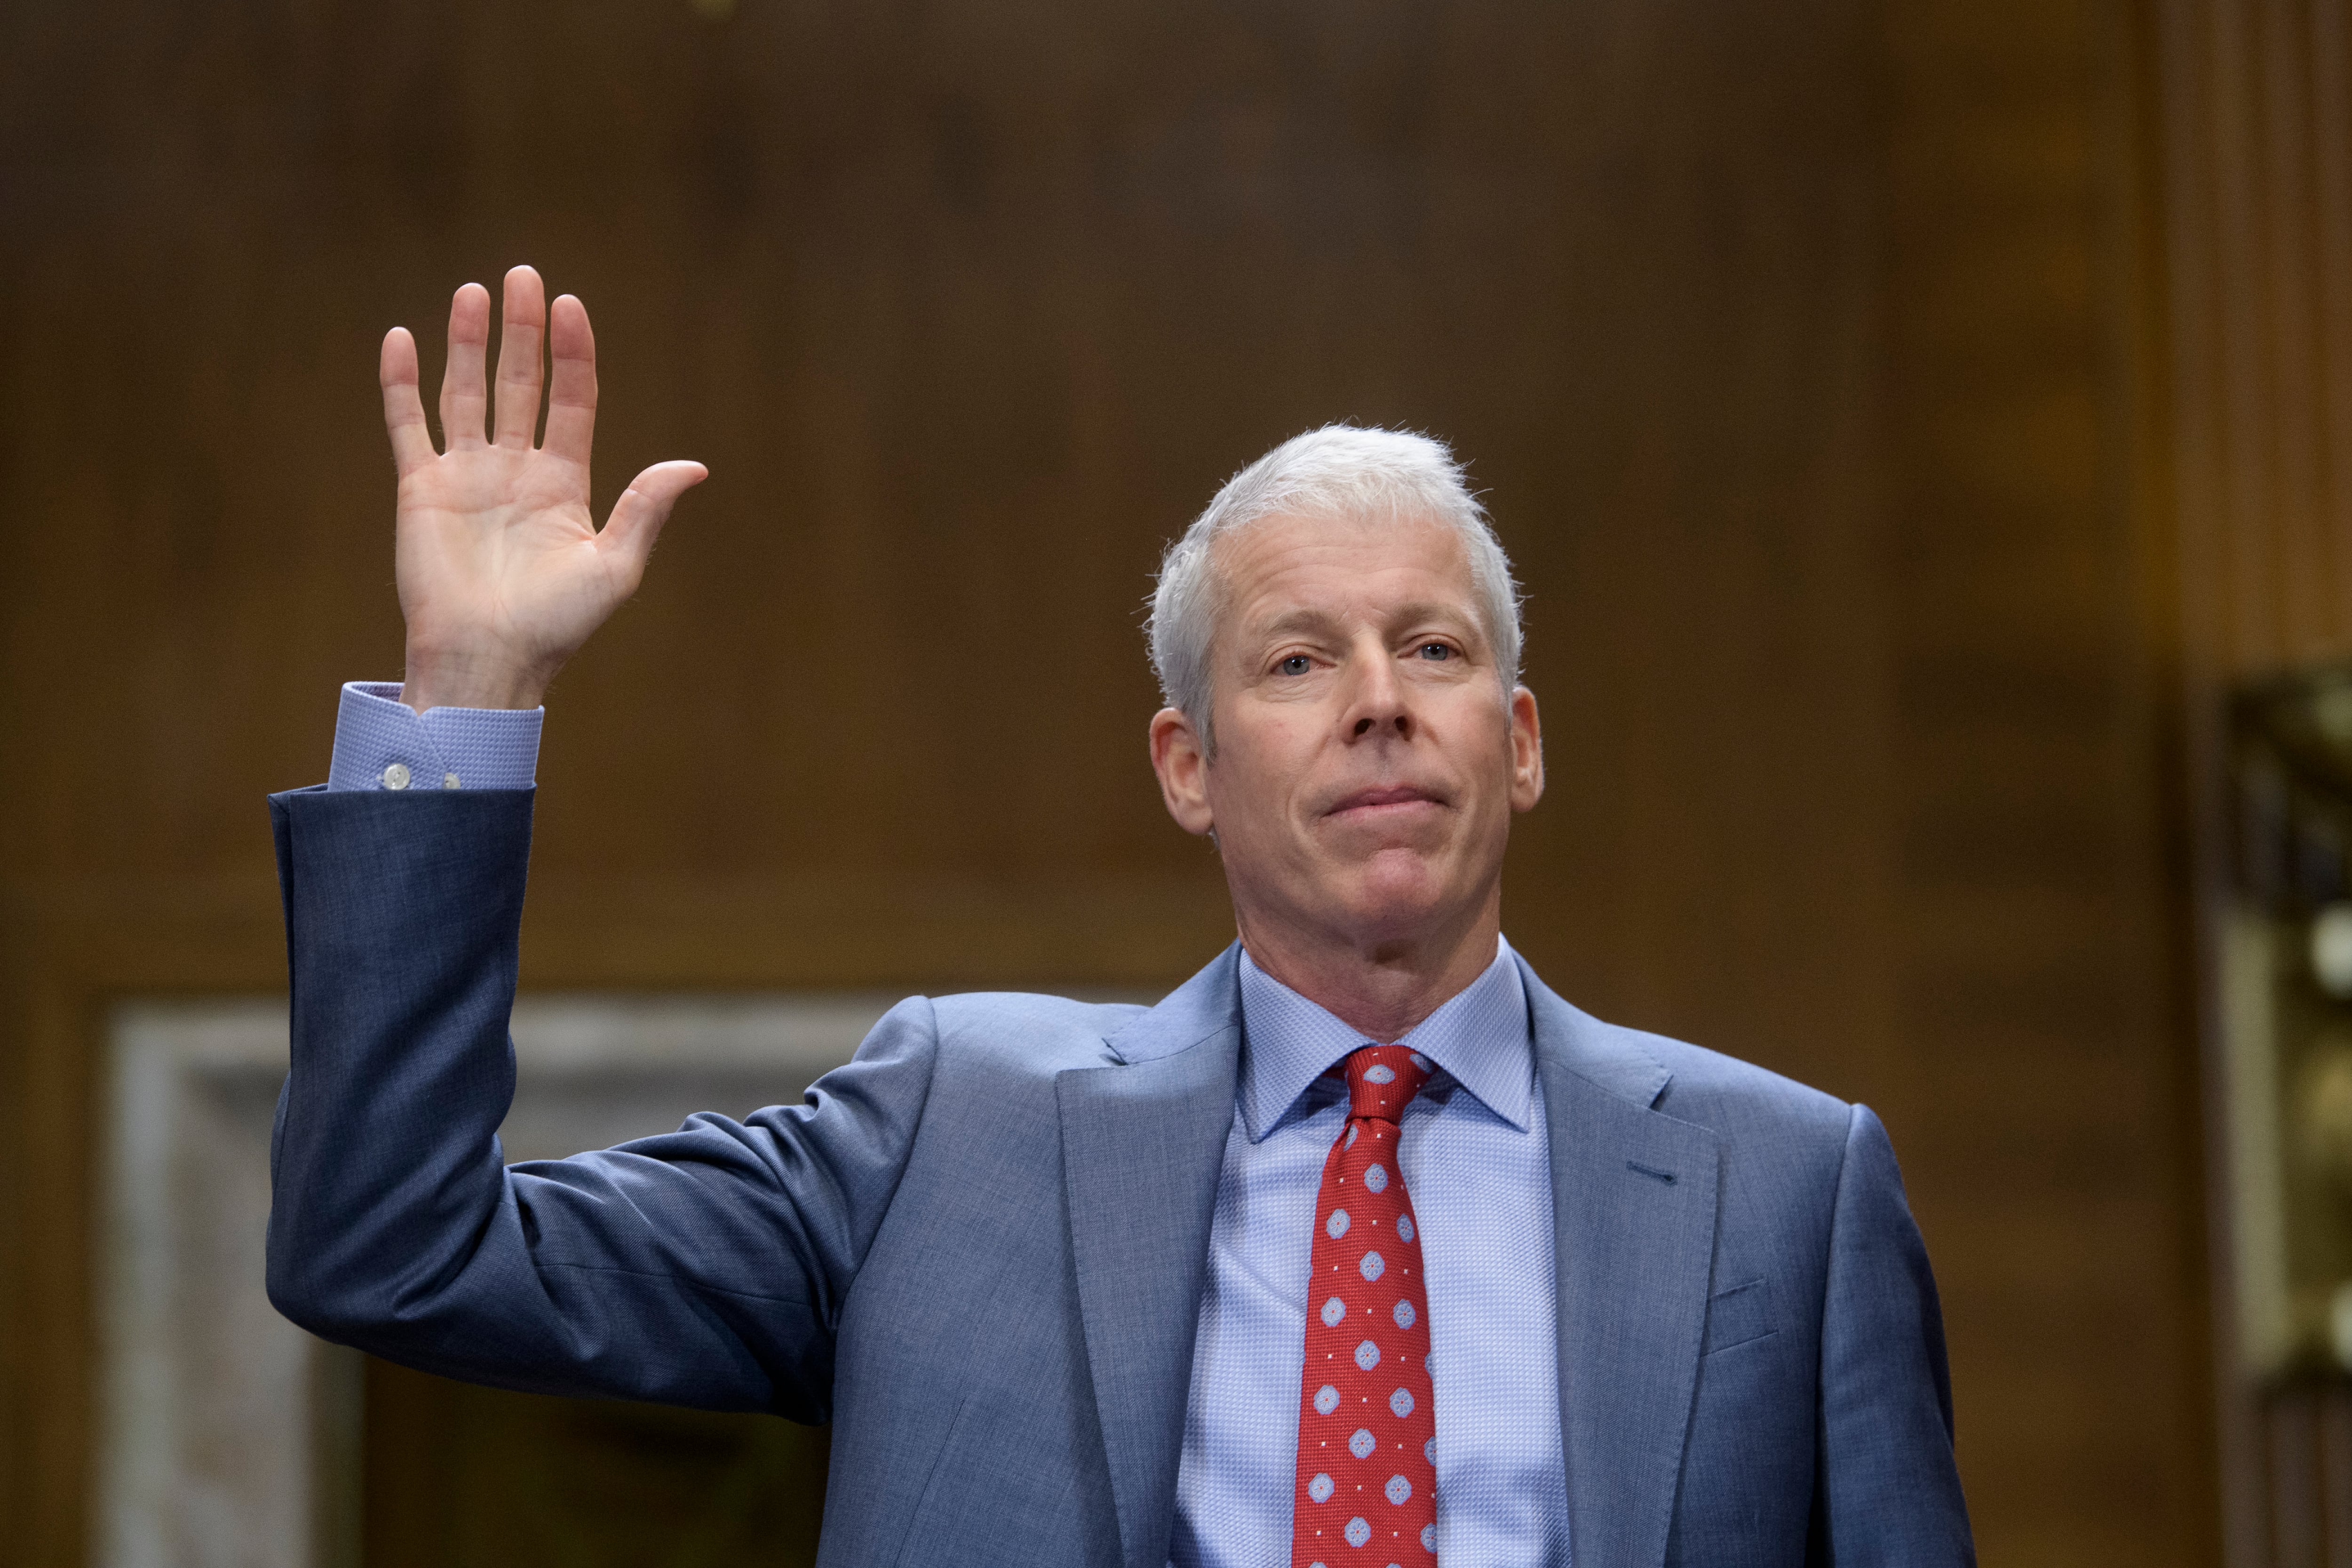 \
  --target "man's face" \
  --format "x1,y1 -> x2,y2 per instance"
1150,510 -> 1544,955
